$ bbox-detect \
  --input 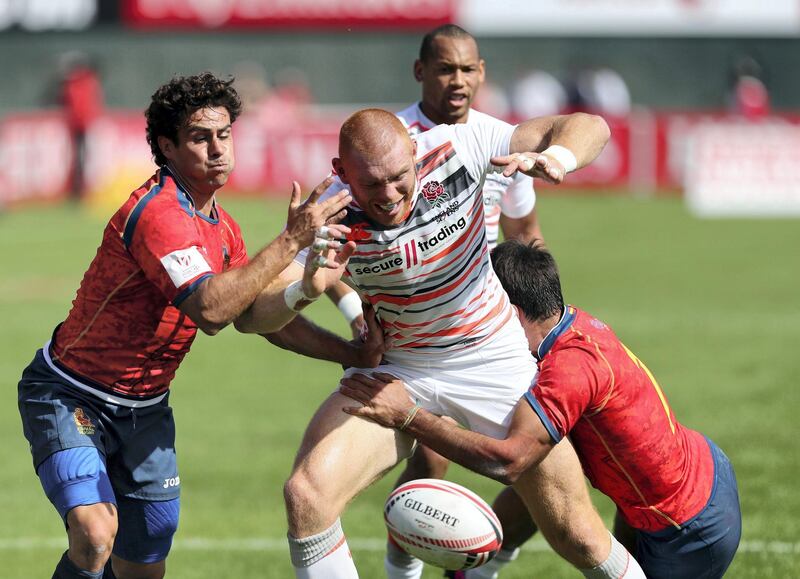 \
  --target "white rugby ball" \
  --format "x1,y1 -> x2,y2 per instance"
384,479 -> 503,570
